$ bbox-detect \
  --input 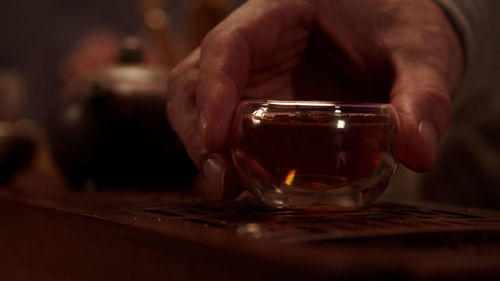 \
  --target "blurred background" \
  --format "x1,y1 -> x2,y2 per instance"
0,0 -> 244,191
0,0 -> 244,122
